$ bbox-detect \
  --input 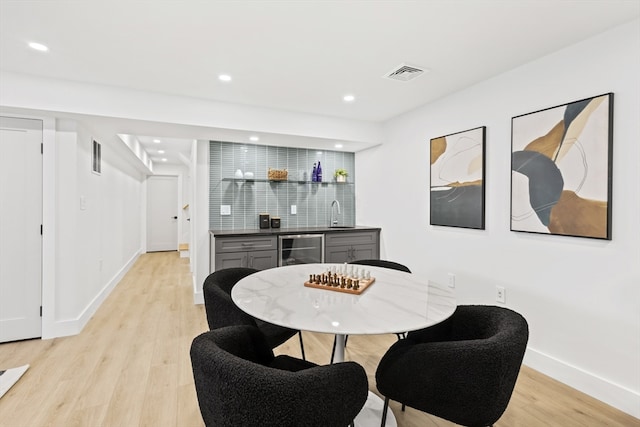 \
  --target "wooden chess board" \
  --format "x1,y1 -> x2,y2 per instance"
304,273 -> 375,295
